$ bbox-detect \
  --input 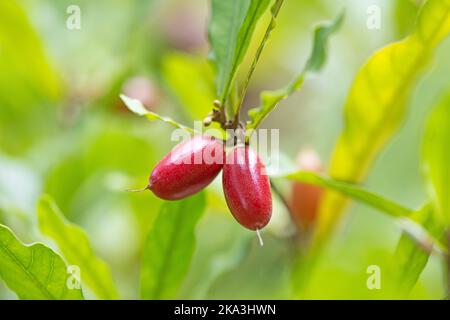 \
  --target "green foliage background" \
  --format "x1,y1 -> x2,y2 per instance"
0,0 -> 449,299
